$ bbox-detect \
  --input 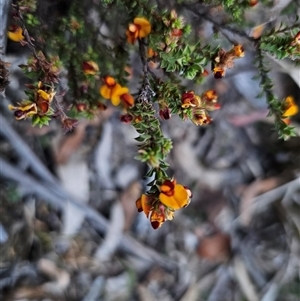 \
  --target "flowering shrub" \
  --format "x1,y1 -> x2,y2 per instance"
3,0 -> 299,228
